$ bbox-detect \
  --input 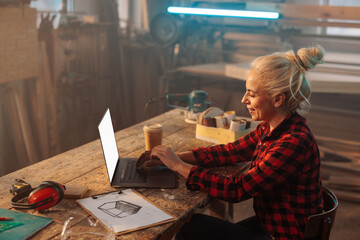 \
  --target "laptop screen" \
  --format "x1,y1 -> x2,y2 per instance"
98,109 -> 119,183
